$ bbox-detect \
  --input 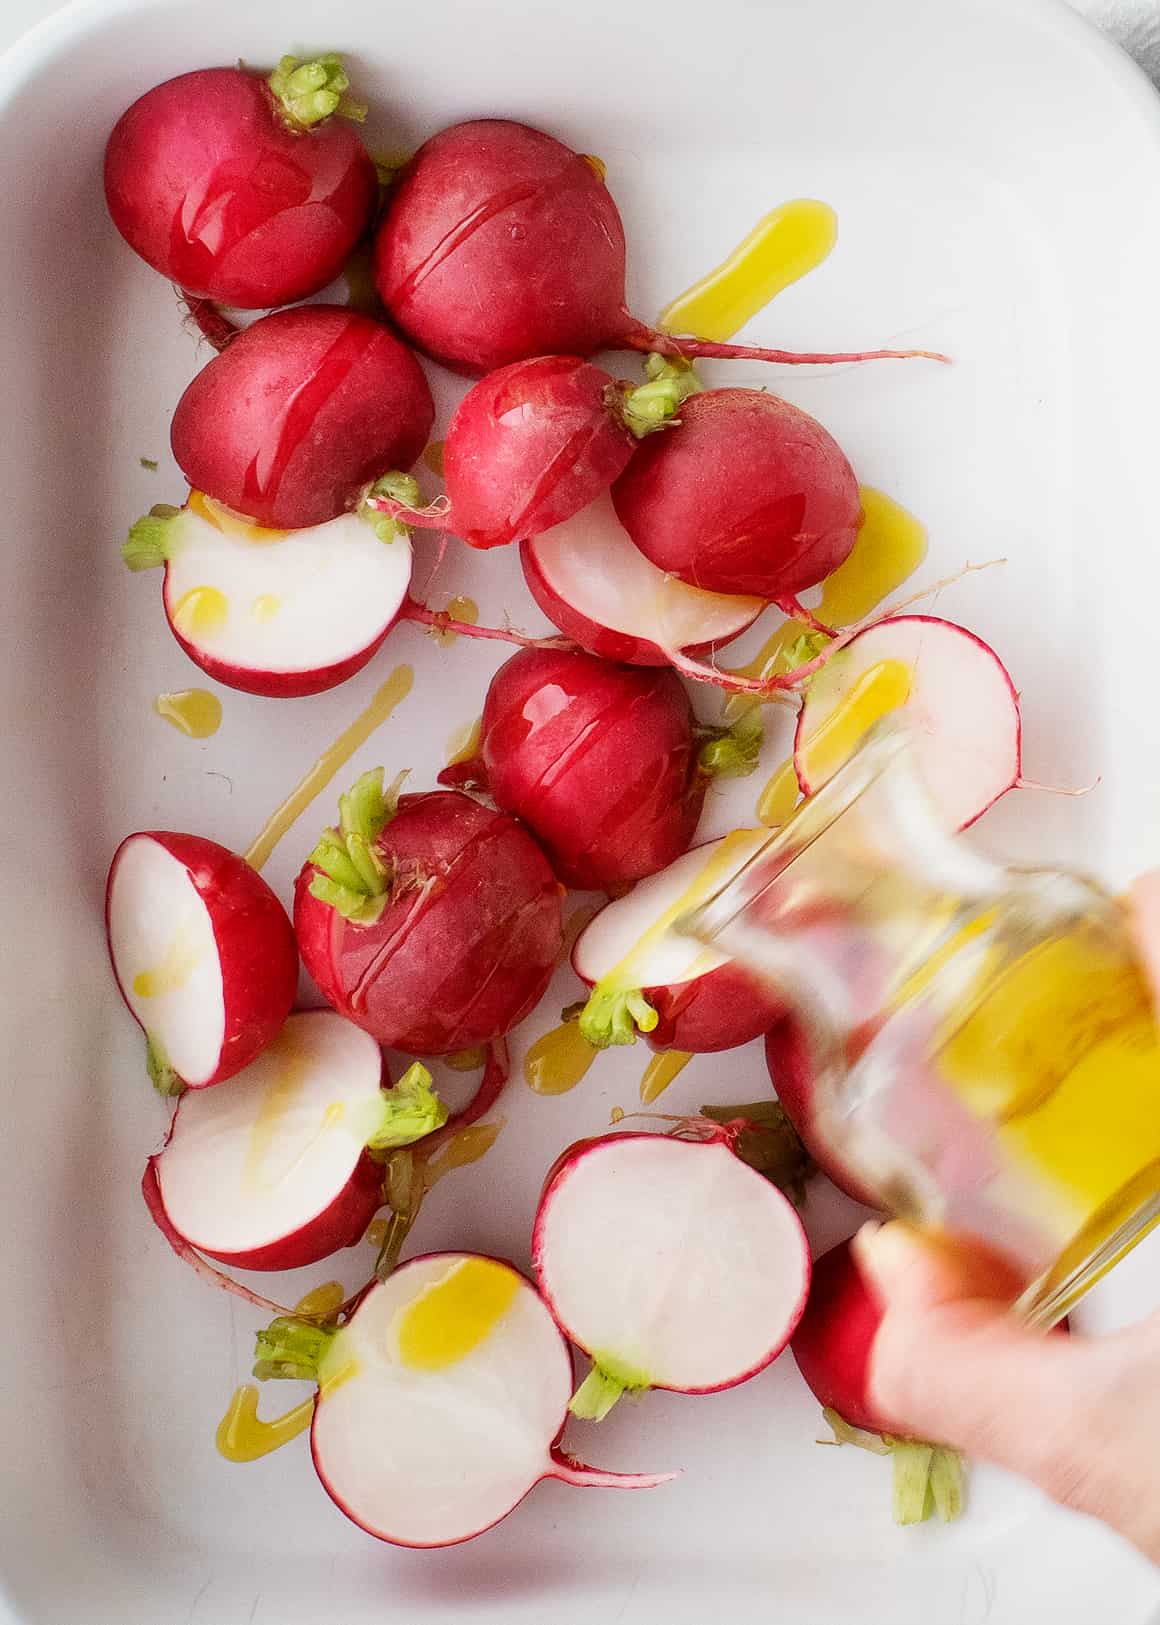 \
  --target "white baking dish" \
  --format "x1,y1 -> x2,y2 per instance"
3,0 -> 1160,1618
